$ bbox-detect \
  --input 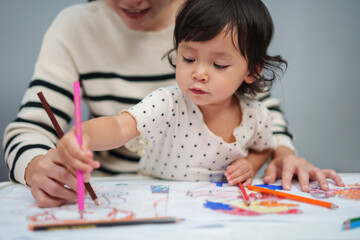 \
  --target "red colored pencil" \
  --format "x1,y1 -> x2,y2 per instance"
238,182 -> 250,206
